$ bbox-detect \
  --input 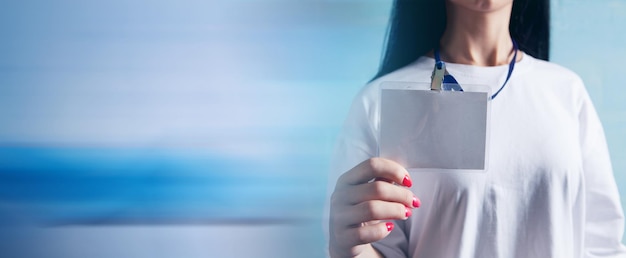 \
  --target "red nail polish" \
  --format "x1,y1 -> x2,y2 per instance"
405,207 -> 412,217
386,222 -> 394,232
413,196 -> 421,208
402,175 -> 412,187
